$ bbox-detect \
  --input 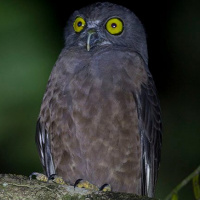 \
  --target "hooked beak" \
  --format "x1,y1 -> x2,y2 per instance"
87,29 -> 97,51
